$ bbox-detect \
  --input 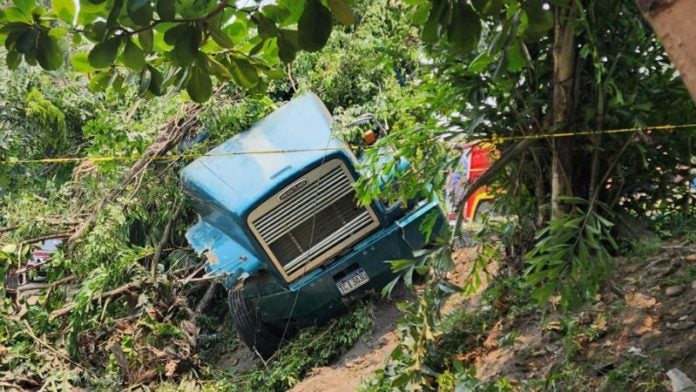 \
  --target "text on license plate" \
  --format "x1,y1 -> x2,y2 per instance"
336,268 -> 370,295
